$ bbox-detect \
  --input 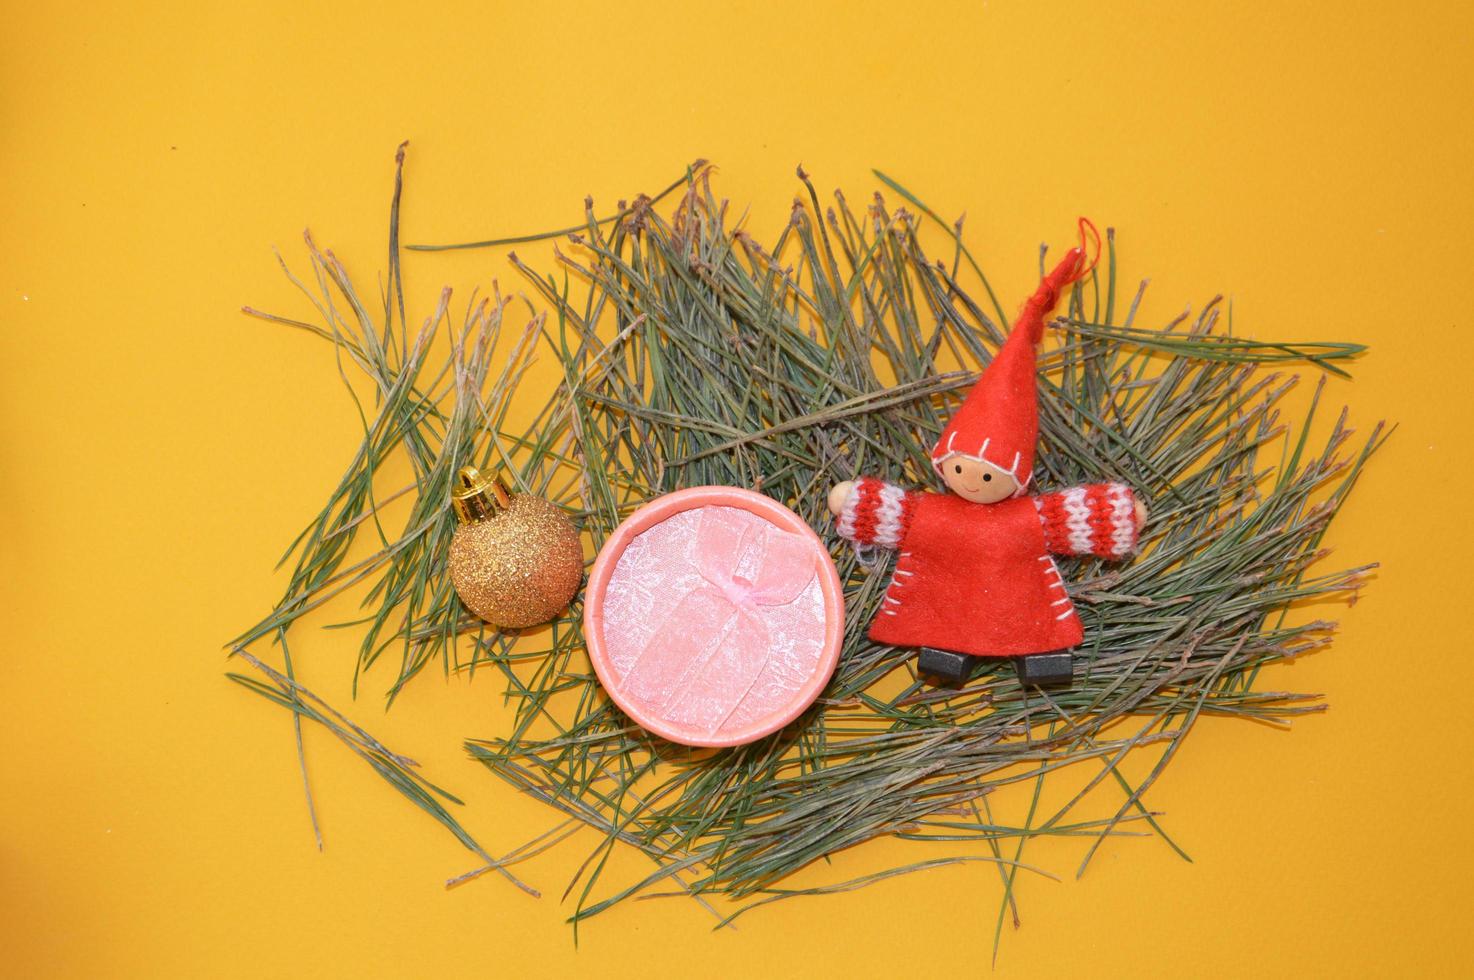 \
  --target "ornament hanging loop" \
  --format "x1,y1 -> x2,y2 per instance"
1022,216 -> 1102,343
1068,216 -> 1101,285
